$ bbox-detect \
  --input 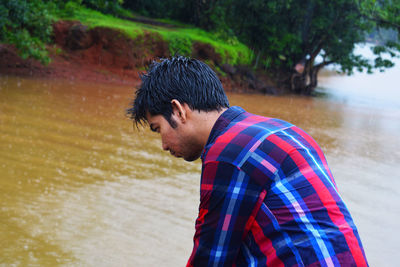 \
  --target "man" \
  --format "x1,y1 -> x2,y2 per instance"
128,56 -> 368,266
